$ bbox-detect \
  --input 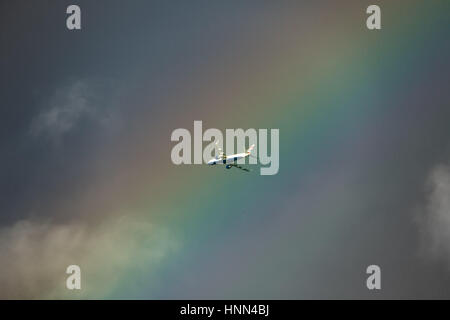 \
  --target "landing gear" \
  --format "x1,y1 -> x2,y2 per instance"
225,164 -> 250,172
